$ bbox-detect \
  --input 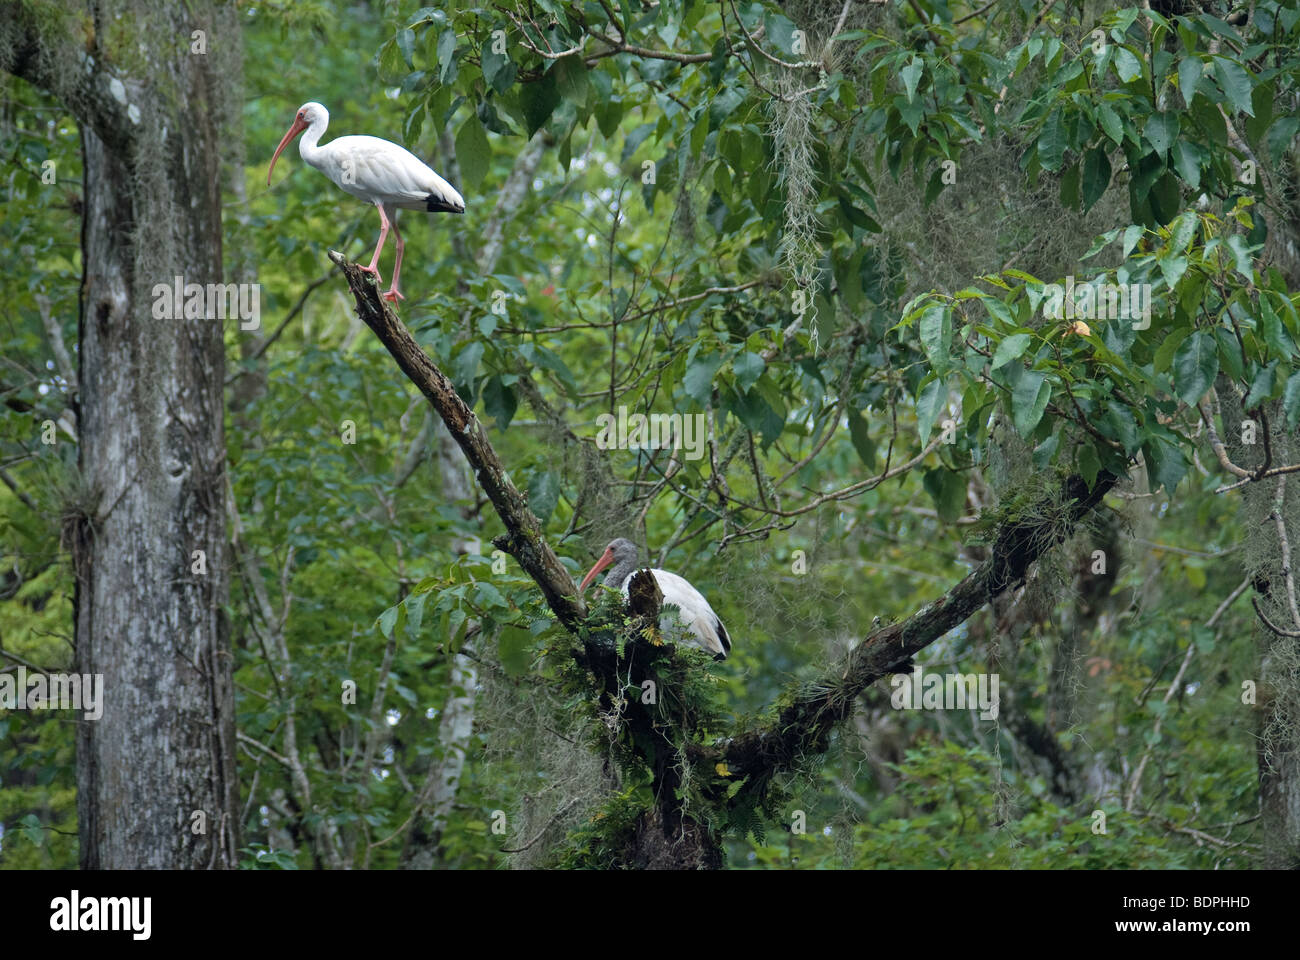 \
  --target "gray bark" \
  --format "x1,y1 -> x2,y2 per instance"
2,0 -> 241,868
